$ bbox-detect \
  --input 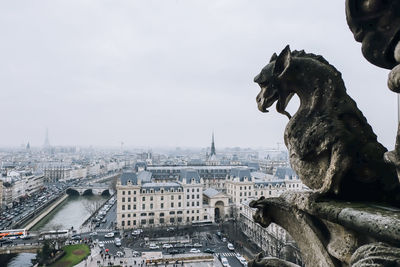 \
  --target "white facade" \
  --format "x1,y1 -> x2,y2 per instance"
116,170 -> 209,229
